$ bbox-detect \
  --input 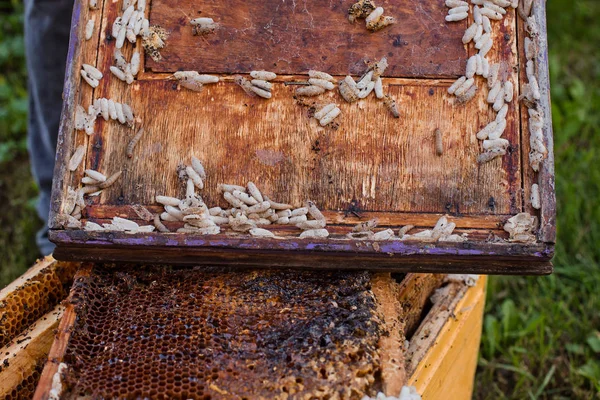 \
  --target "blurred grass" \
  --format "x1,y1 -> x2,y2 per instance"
0,0 -> 43,286
0,0 -> 598,397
